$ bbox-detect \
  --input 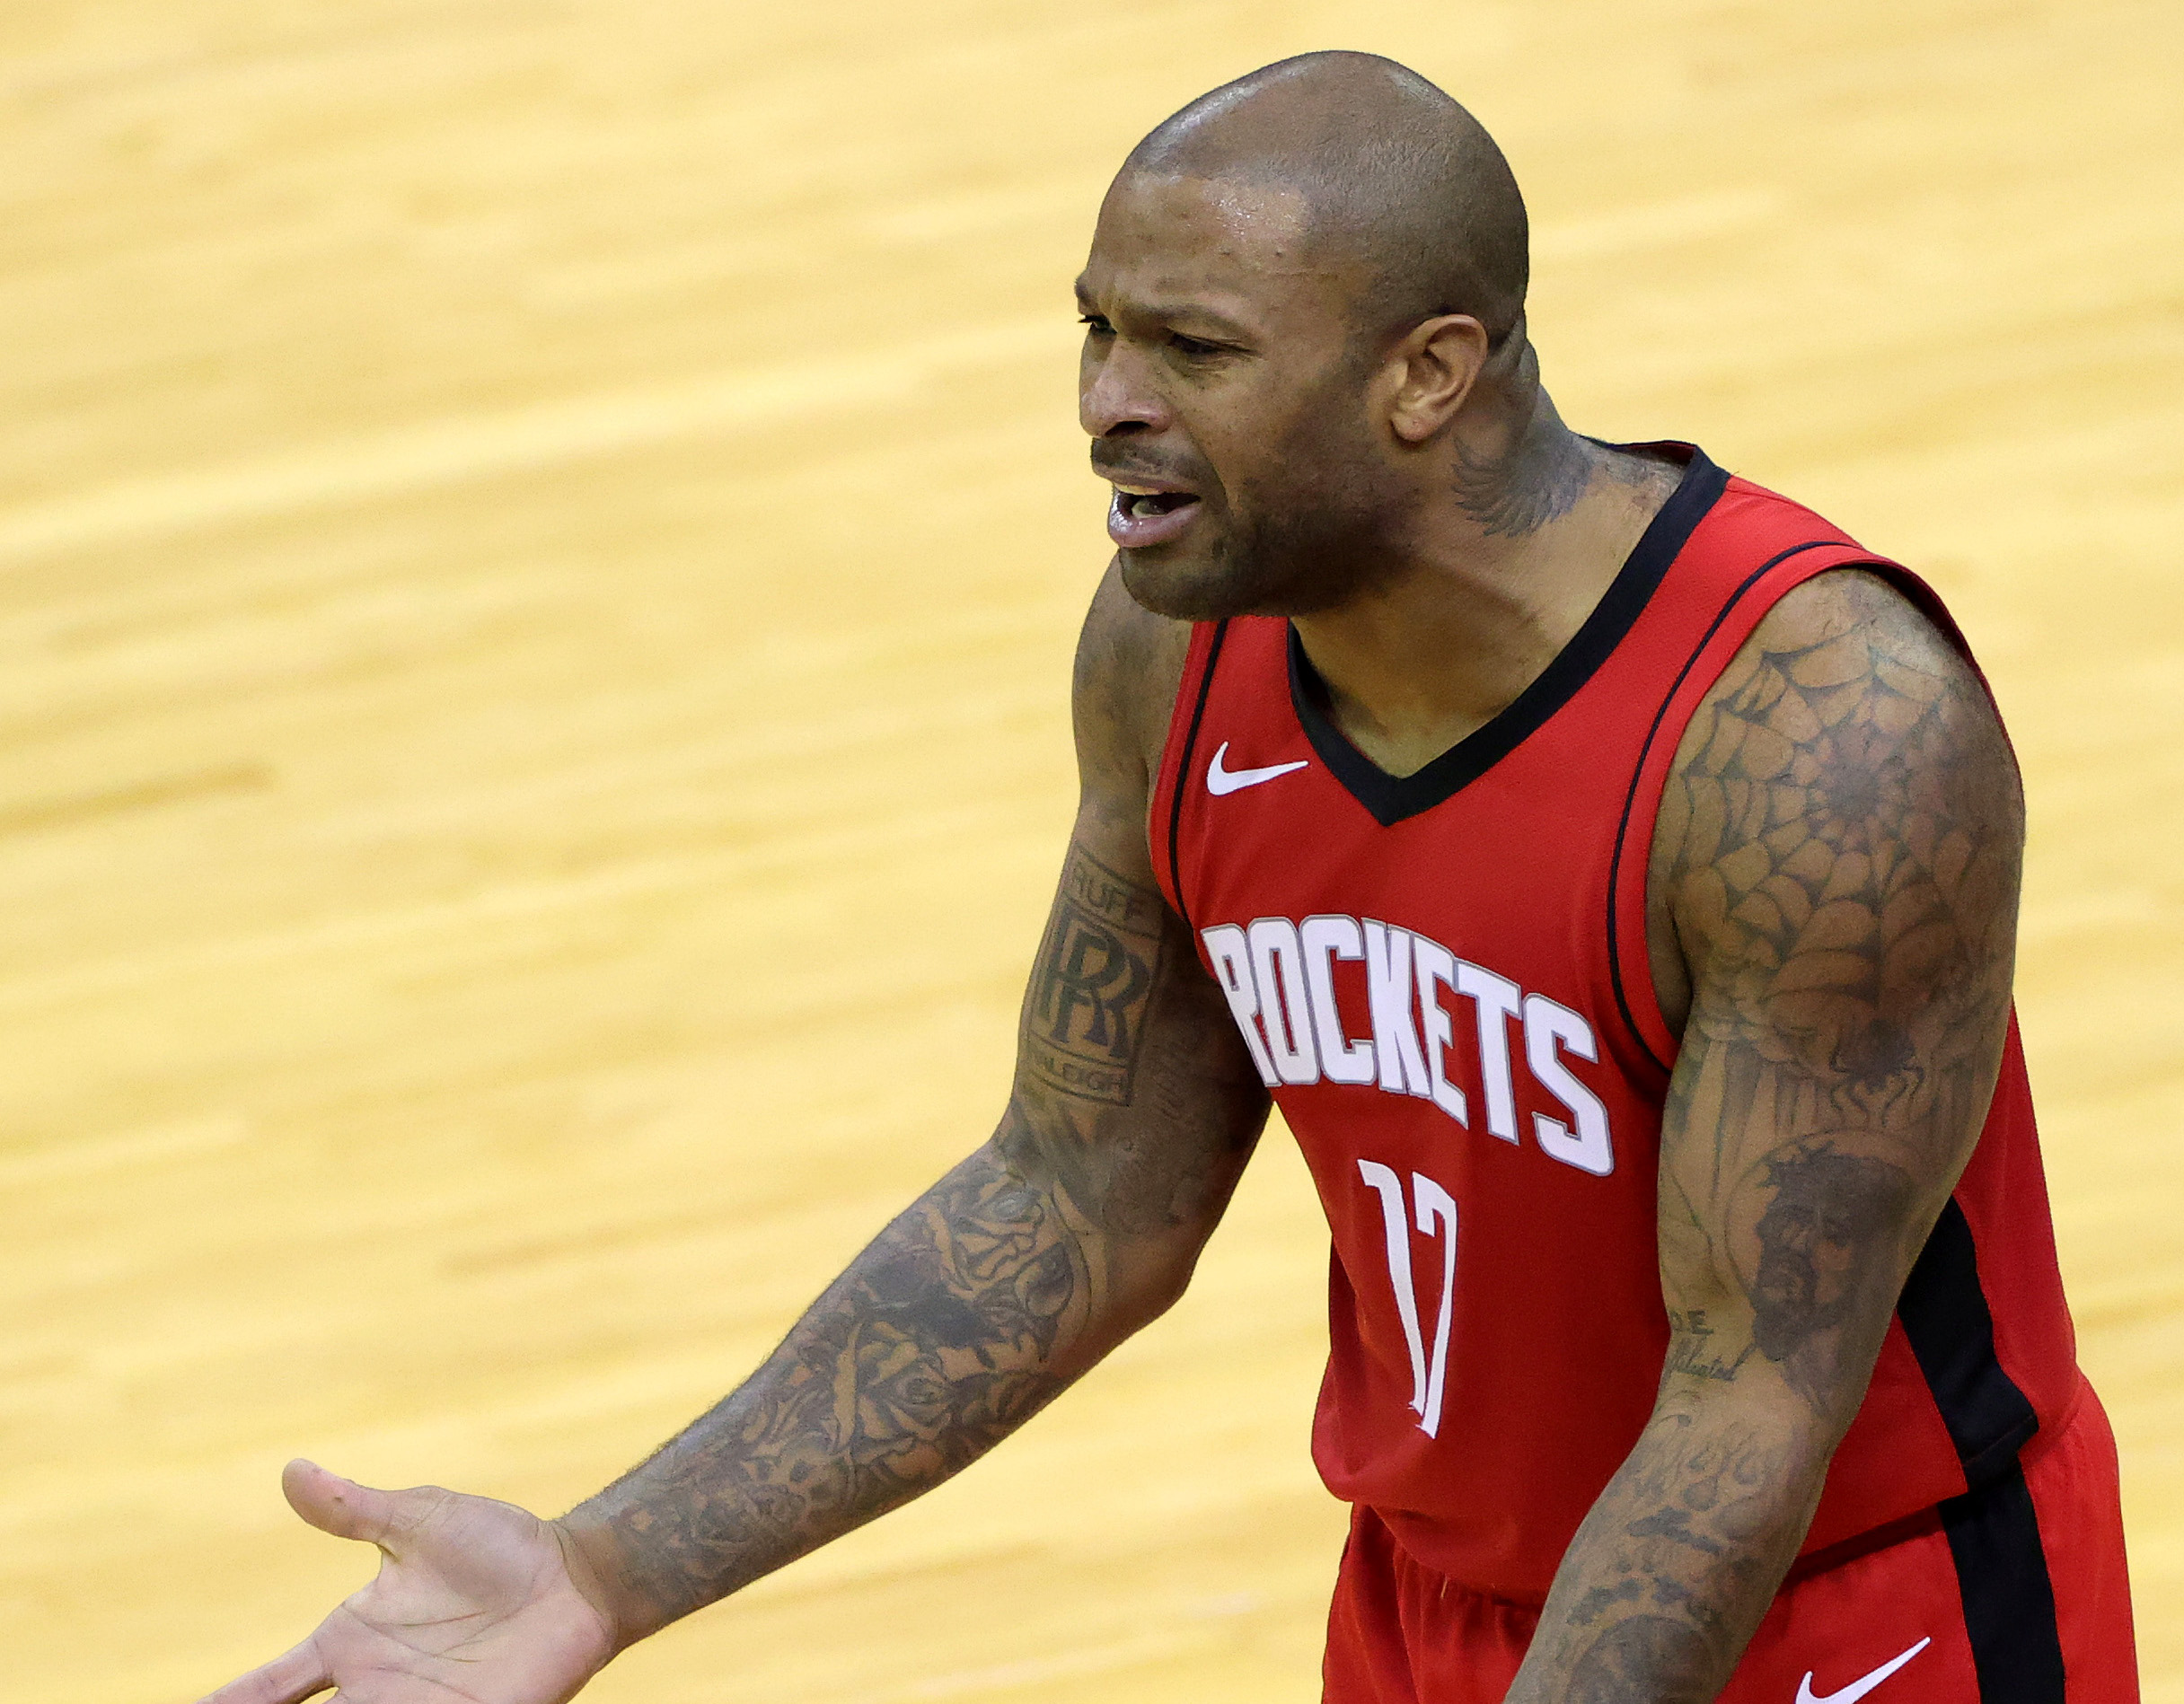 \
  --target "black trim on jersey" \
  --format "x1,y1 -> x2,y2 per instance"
1164,619 -> 1229,932
1898,1199 -> 2042,1482
1286,447 -> 1732,829
1941,1461 -> 2067,1701
1601,538 -> 1861,1076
